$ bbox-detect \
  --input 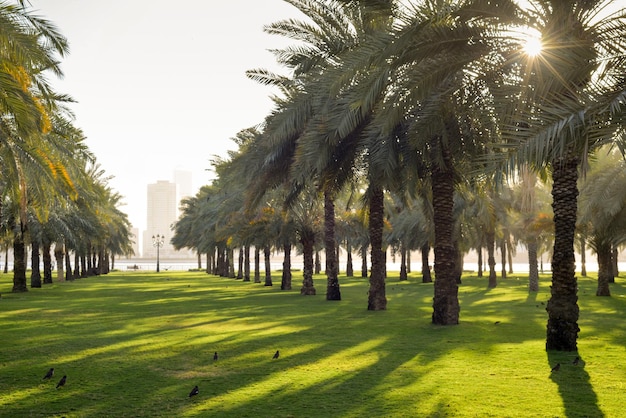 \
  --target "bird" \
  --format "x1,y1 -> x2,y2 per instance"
273,350 -> 280,359
494,321 -> 501,325
213,352 -> 218,361
551,363 -> 560,372
43,368 -> 54,380
56,375 -> 67,389
189,385 -> 199,398
572,356 -> 580,366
